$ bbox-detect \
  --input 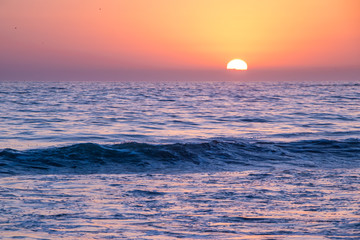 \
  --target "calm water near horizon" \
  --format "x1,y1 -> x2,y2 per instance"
1,80 -> 359,149
0,80 -> 359,239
